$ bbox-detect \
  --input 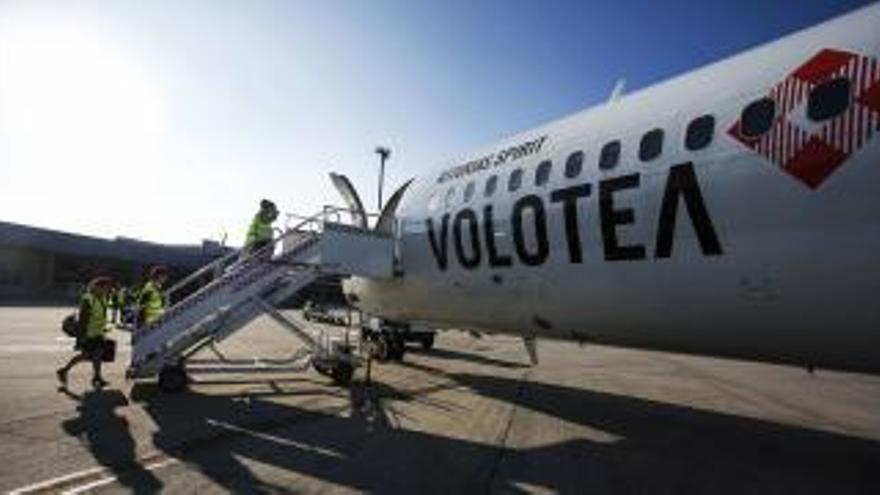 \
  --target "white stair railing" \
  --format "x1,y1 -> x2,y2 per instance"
128,205 -> 384,380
